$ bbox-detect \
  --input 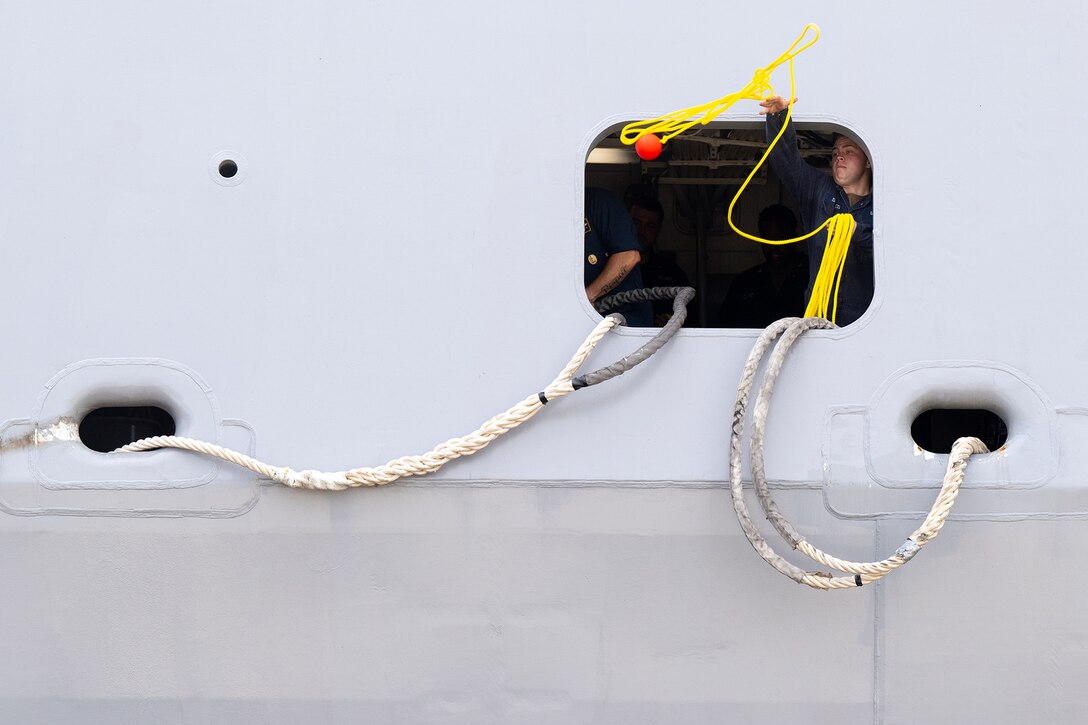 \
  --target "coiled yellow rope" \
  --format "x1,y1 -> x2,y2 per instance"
620,23 -> 856,324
